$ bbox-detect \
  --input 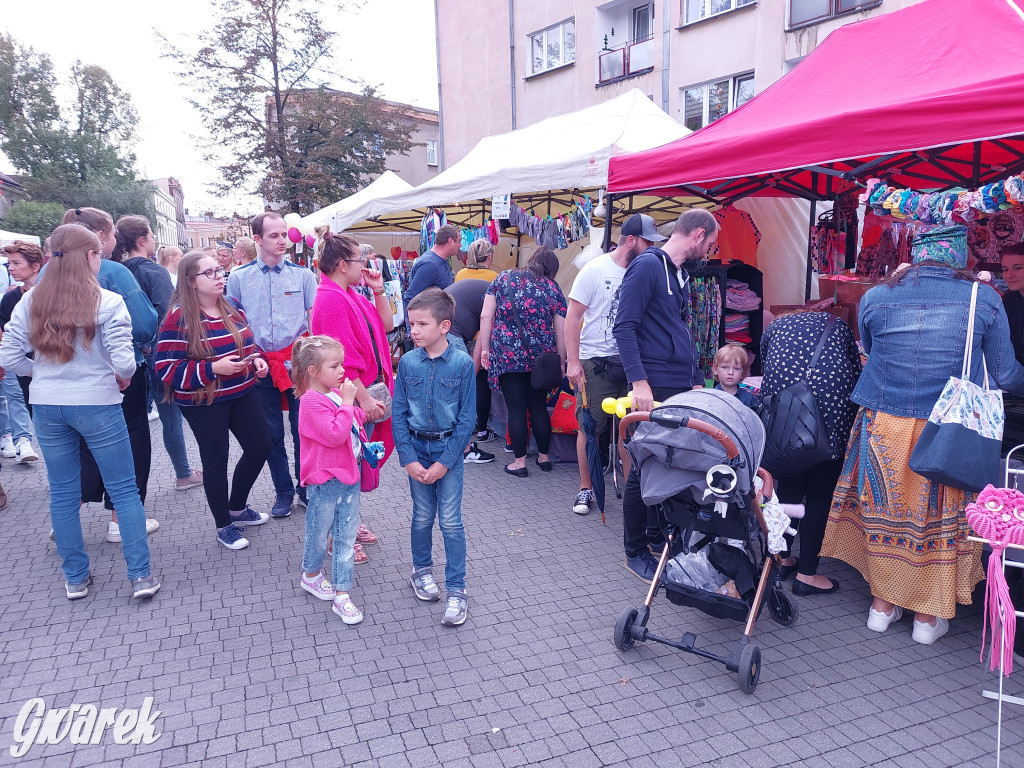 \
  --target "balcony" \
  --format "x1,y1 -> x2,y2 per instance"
597,36 -> 655,85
